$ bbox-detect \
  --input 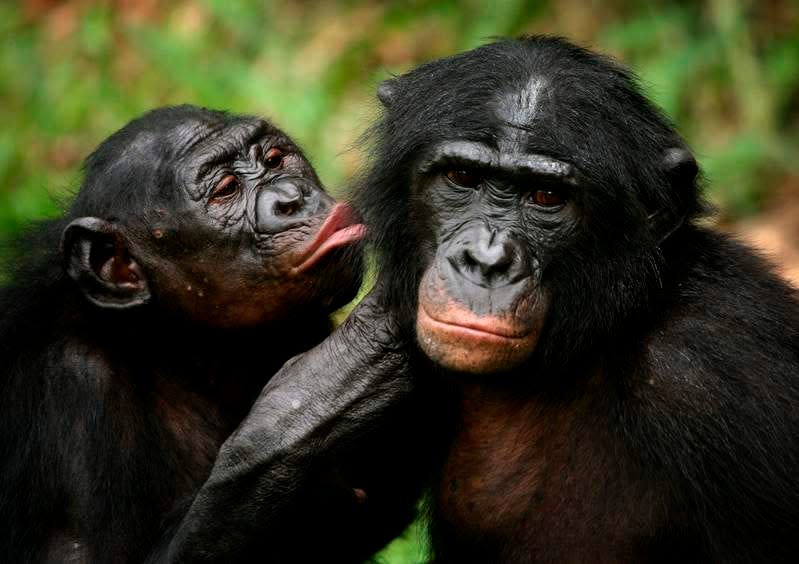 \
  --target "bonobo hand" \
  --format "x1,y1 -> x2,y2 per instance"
238,287 -> 412,457
160,288 -> 414,562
